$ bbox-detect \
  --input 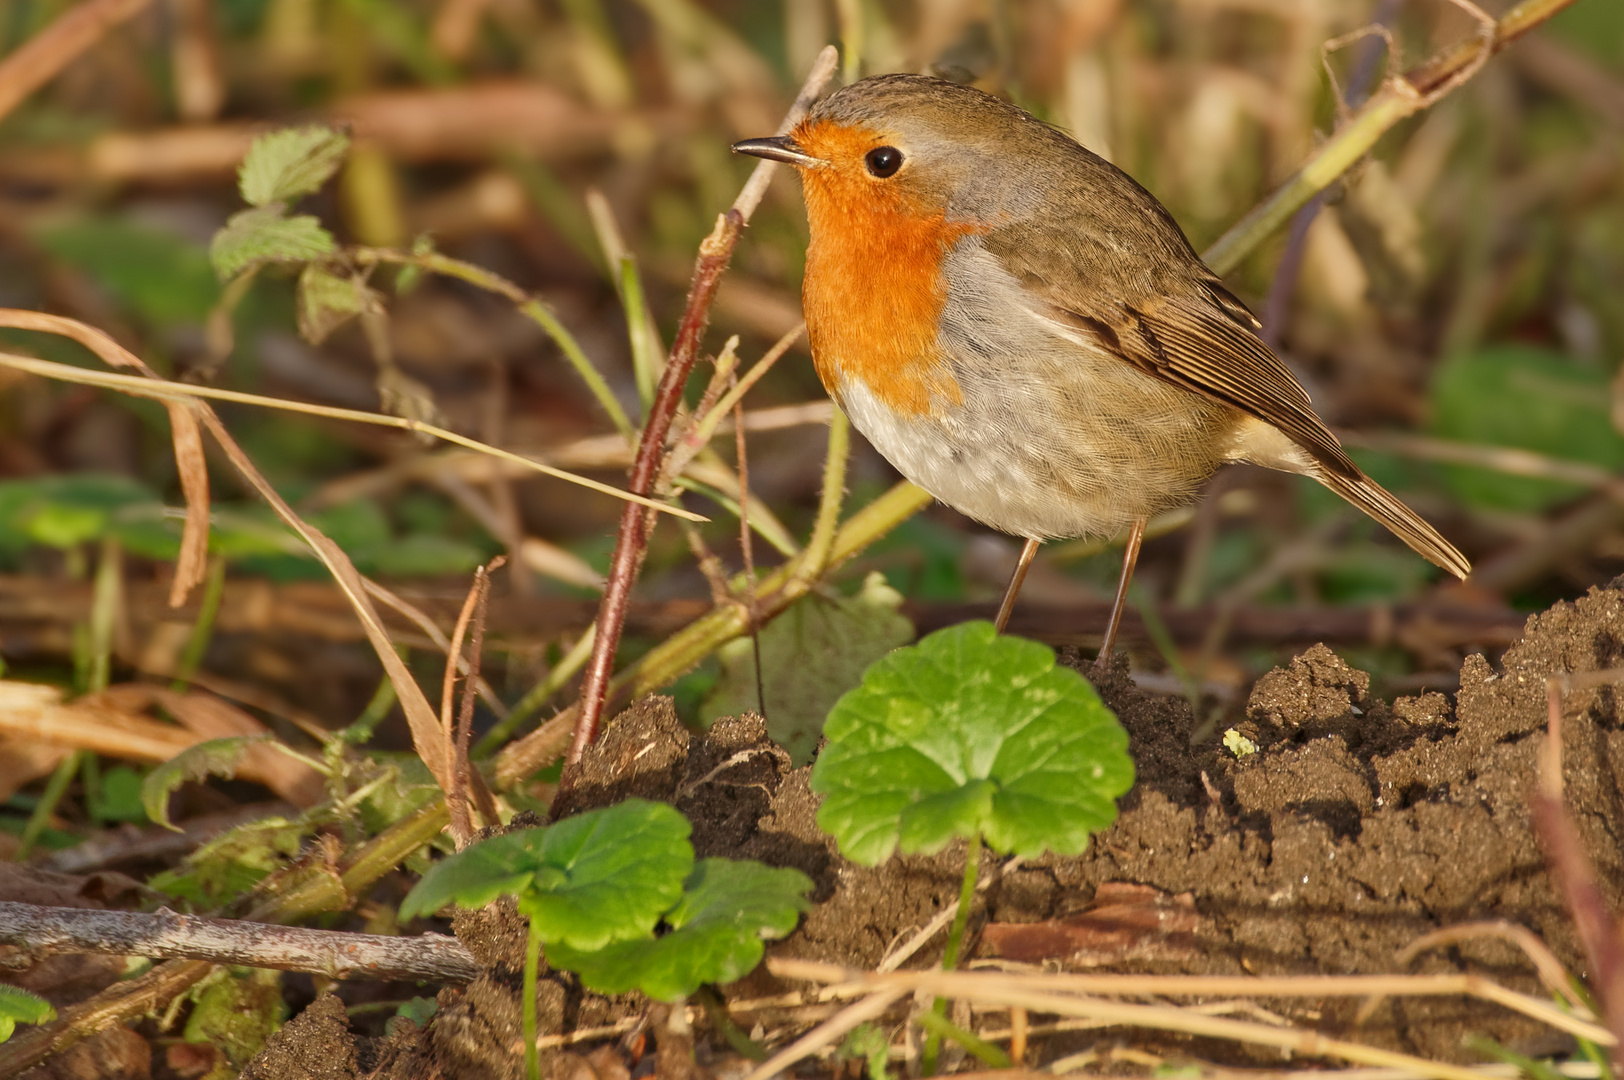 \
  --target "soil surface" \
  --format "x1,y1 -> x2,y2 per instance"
240,582 -> 1624,1078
